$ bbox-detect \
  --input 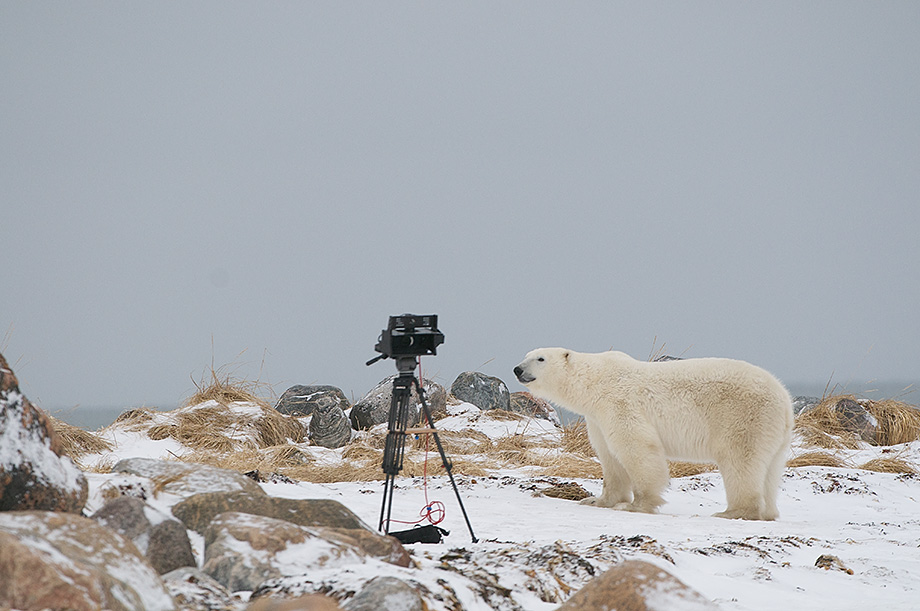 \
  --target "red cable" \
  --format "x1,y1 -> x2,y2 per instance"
385,357 -> 446,528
